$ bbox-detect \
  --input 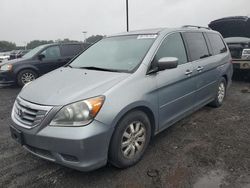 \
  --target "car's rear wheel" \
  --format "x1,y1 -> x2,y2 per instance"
17,69 -> 38,87
109,110 -> 151,168
210,77 -> 227,107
